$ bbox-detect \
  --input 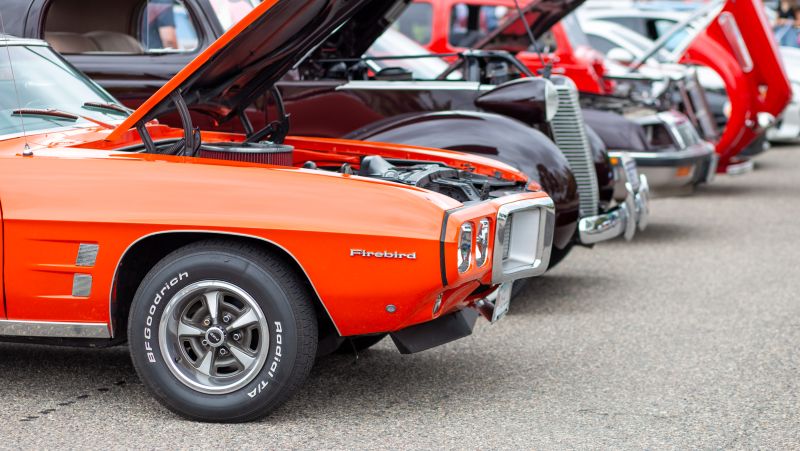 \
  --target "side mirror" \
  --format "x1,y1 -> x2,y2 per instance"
607,47 -> 636,65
